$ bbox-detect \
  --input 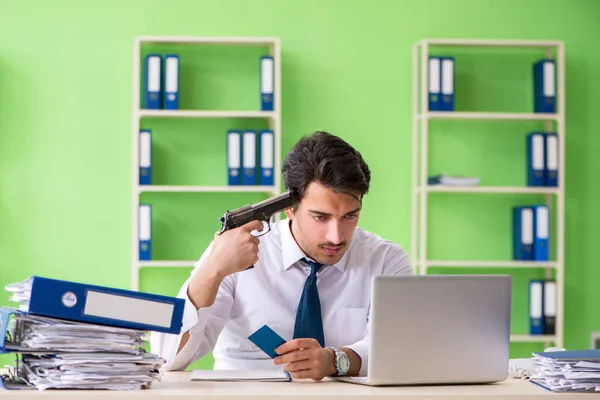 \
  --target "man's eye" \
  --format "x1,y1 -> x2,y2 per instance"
313,215 -> 326,221
345,214 -> 357,220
